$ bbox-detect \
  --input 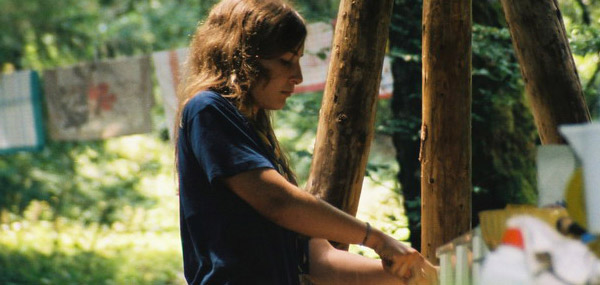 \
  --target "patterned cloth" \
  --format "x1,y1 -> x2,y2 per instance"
0,70 -> 45,154
152,48 -> 188,141
43,56 -> 154,141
